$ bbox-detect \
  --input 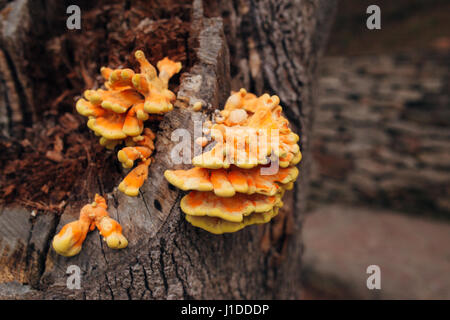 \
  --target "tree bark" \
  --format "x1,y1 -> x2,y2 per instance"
0,0 -> 336,299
